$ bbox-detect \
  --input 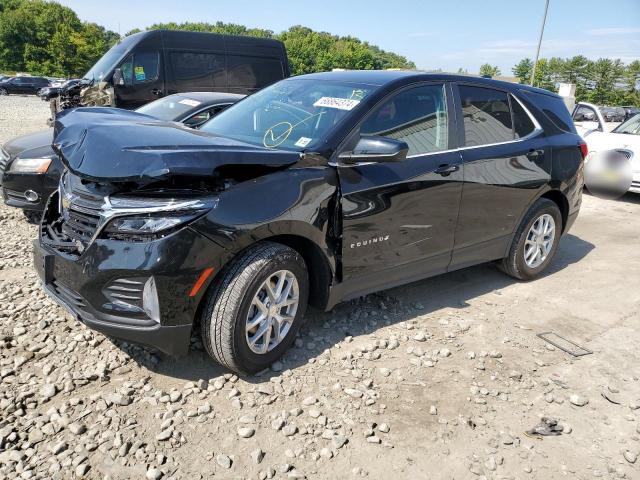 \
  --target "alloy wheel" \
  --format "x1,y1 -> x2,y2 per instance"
0,88 -> 7,96
245,270 -> 299,354
524,213 -> 556,268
